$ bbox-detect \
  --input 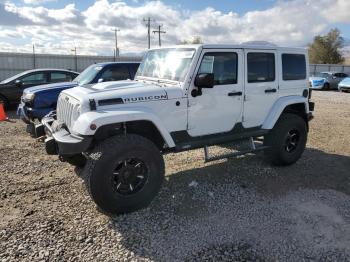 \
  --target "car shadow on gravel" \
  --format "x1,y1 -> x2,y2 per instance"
110,147 -> 350,261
